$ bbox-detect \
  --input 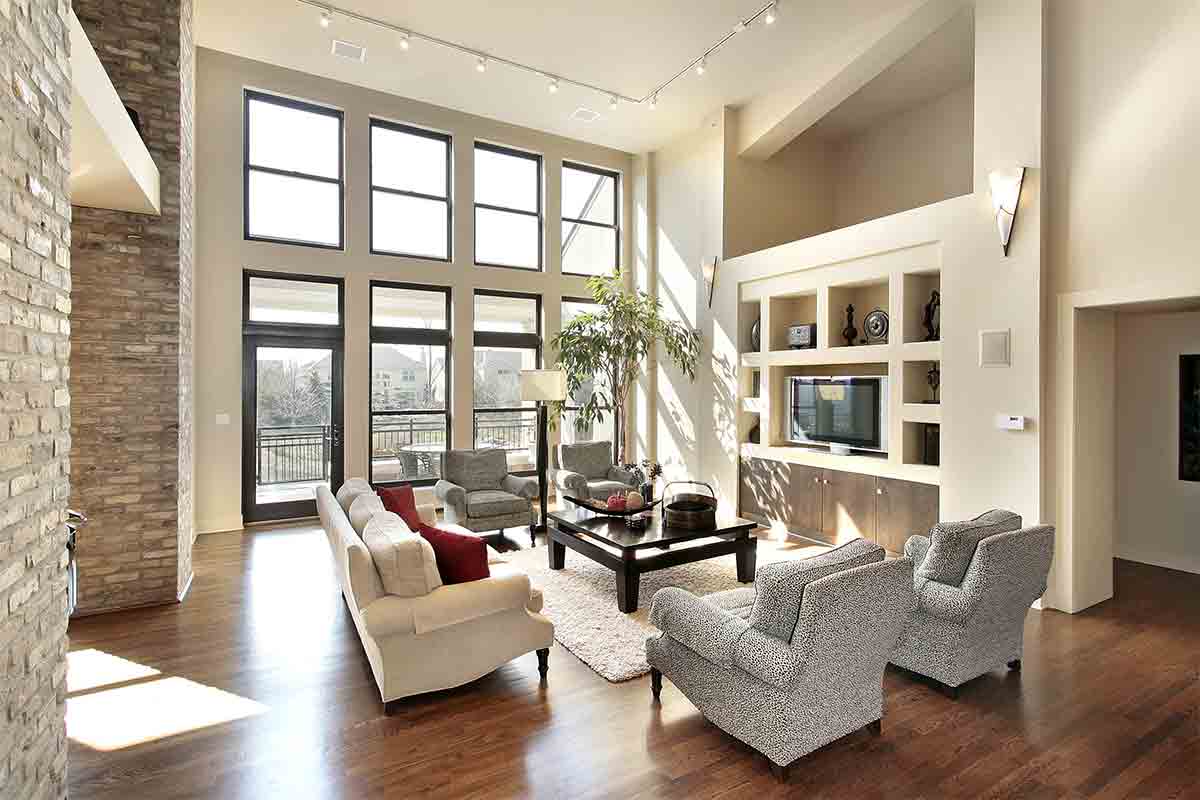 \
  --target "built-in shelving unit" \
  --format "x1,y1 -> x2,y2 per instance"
738,253 -> 942,486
